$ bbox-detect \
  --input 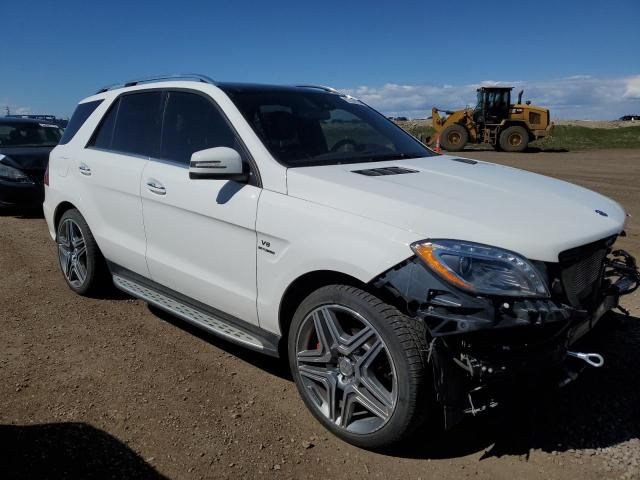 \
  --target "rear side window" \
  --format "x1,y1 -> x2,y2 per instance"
59,100 -> 103,145
91,98 -> 119,149
88,91 -> 164,157
160,91 -> 240,165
